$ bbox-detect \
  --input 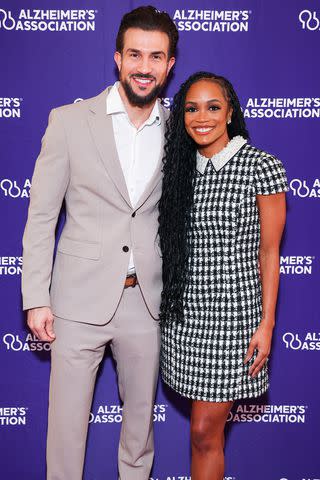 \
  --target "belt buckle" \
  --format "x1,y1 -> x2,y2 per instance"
125,274 -> 137,289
